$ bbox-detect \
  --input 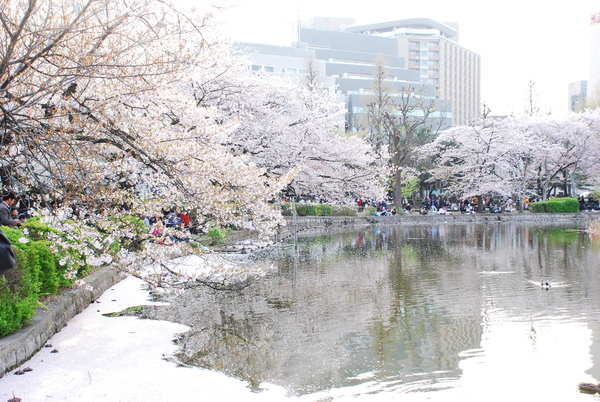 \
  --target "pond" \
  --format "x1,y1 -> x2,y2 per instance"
143,223 -> 600,400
